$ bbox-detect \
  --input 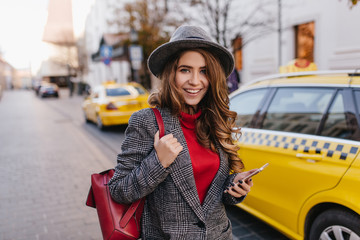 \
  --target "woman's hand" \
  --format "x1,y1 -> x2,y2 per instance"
154,131 -> 183,168
224,169 -> 257,198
